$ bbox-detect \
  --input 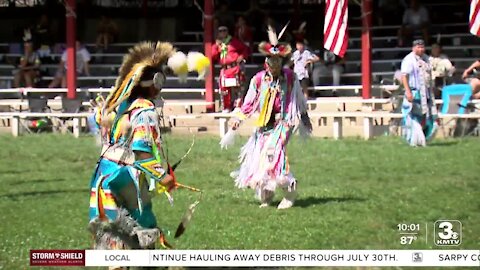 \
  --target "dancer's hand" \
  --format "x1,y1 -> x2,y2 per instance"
462,69 -> 470,80
231,120 -> 240,130
161,174 -> 176,192
405,90 -> 413,102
